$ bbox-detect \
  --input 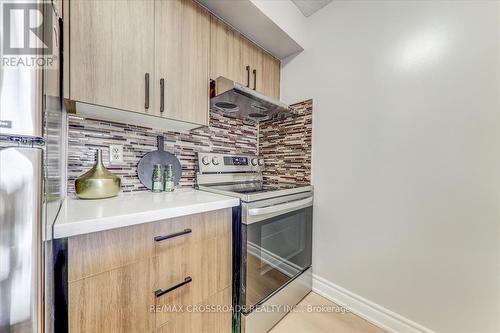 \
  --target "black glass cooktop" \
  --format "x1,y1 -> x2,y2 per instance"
199,180 -> 313,202
207,182 -> 307,194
